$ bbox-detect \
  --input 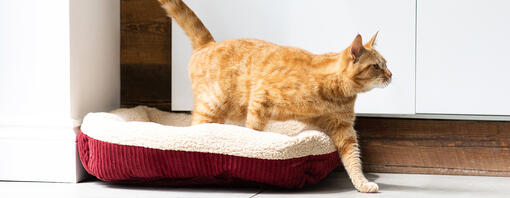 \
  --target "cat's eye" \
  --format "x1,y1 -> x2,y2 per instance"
371,64 -> 380,69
